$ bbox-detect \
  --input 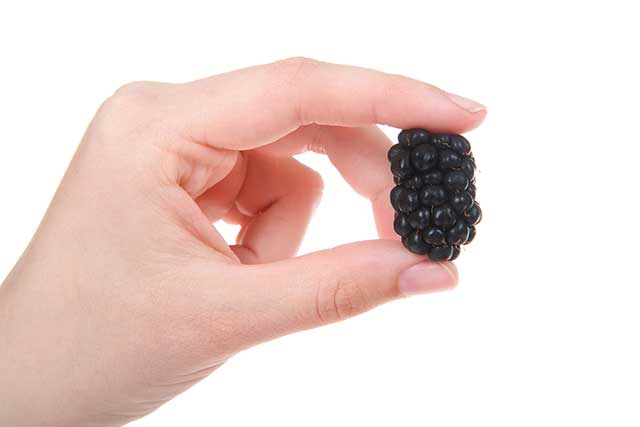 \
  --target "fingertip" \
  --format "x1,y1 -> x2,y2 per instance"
398,261 -> 458,296
446,92 -> 486,114
440,261 -> 460,285
444,91 -> 487,133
